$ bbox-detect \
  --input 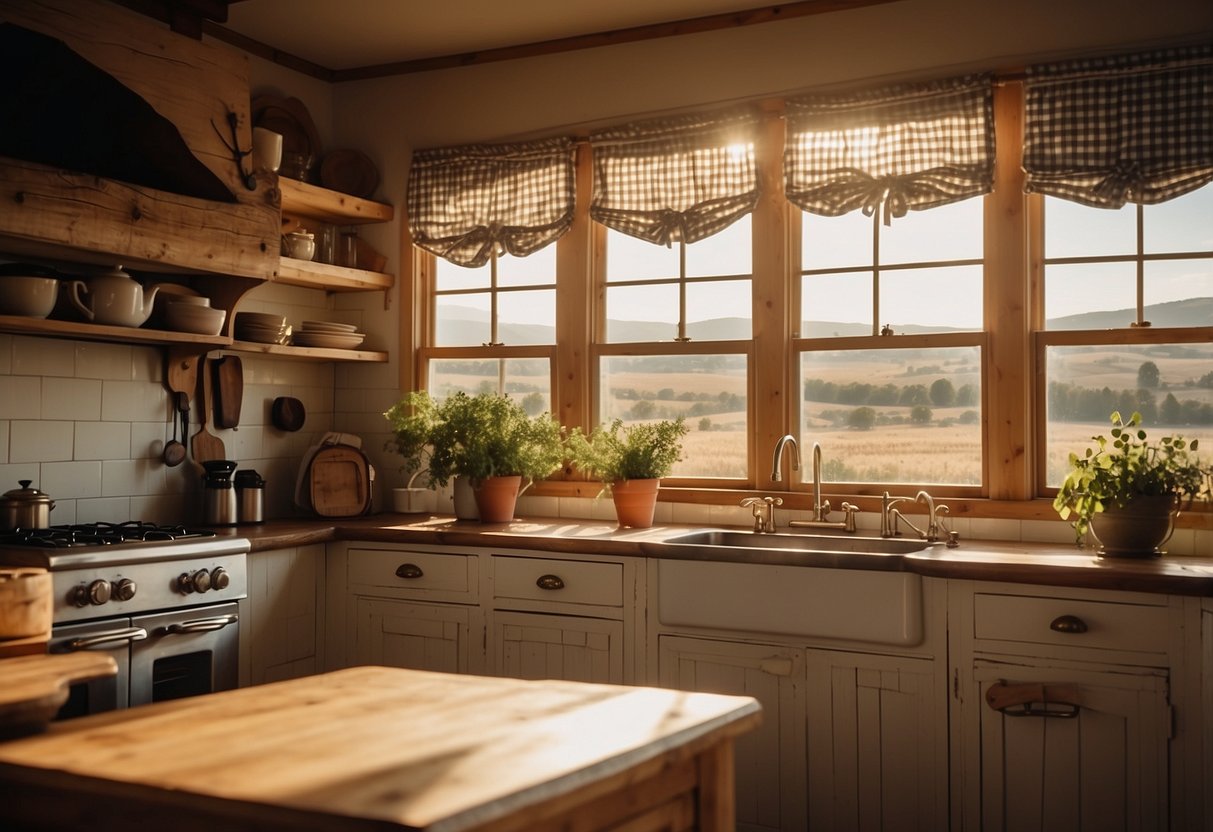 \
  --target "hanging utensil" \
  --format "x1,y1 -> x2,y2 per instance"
162,391 -> 187,467
191,356 -> 226,464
